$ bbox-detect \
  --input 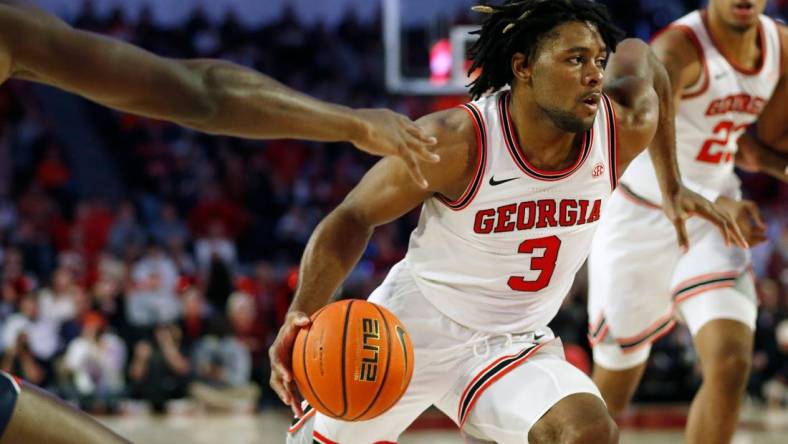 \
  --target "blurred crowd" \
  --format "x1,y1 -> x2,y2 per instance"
0,0 -> 786,415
